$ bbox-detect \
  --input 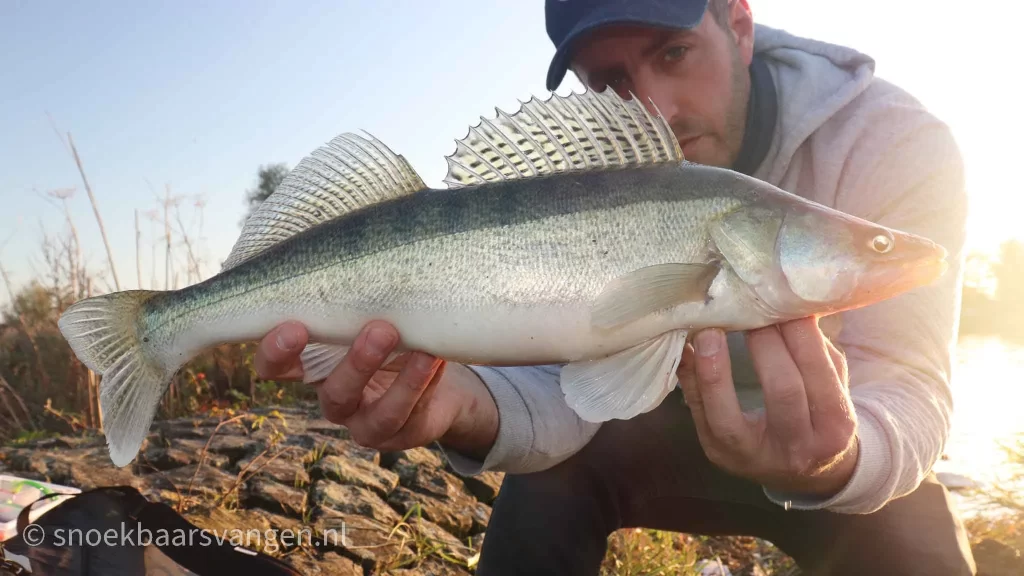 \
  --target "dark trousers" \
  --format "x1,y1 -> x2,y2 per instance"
476,389 -> 977,575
